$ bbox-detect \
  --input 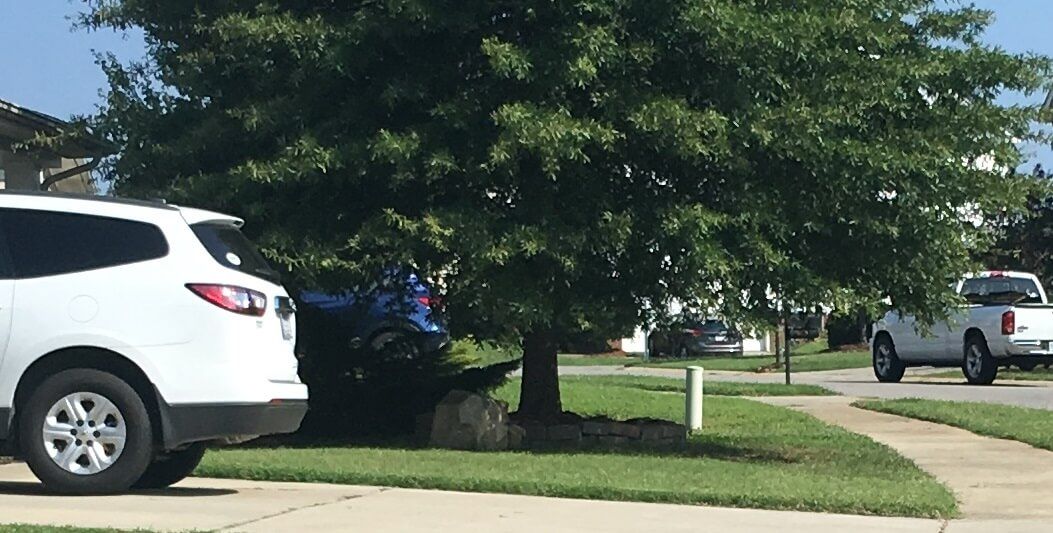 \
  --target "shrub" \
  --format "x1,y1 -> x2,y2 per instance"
827,309 -> 871,349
